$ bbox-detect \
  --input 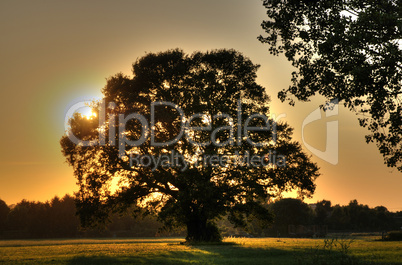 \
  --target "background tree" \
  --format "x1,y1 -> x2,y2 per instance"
0,199 -> 9,234
345,199 -> 372,230
259,0 -> 402,171
314,199 -> 332,225
48,195 -> 80,238
60,49 -> 319,242
373,205 -> 394,231
269,198 -> 313,236
7,200 -> 50,238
